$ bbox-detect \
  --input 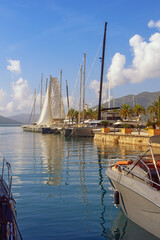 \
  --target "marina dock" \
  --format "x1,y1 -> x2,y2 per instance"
94,131 -> 160,147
